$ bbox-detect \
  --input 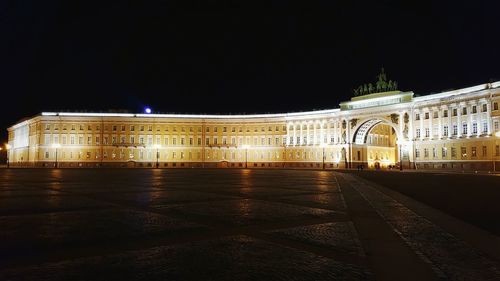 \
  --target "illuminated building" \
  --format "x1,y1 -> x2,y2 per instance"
6,81 -> 500,170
